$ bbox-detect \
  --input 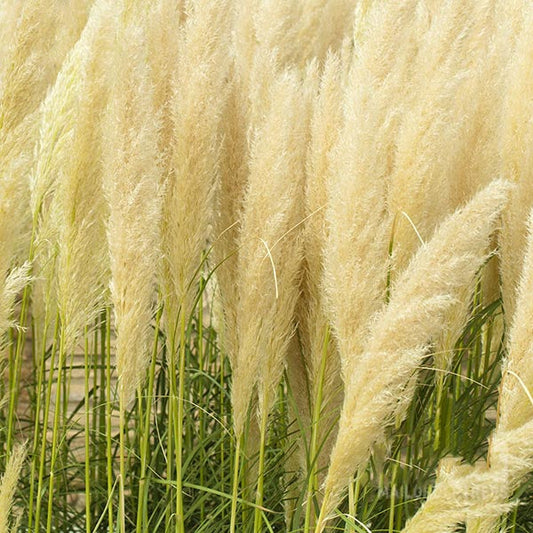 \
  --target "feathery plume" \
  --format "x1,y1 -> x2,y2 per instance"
213,70 -> 249,368
31,0 -> 113,349
0,443 -> 26,533
291,50 -> 349,480
234,0 -> 356,73
464,206 -> 533,533
318,180 -> 511,528
0,0 -> 91,327
231,67 -> 309,437
402,457 -> 513,533
54,2 -> 112,350
0,156 -> 34,339
324,0 -> 421,381
145,0 -> 183,172
103,21 -> 162,405
387,0 -> 507,372
387,0 -> 496,277
0,0 -> 63,134
498,2 -> 533,321
303,51 -> 346,403
160,0 -> 230,338
0,263 -> 31,340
